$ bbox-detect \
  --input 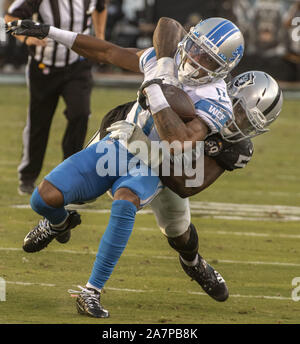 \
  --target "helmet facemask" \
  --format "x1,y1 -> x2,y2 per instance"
221,70 -> 283,143
175,30 -> 232,86
221,97 -> 269,143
